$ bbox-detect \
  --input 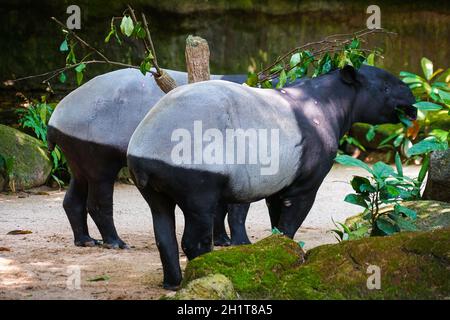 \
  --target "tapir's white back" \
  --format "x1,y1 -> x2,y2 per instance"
128,80 -> 303,201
